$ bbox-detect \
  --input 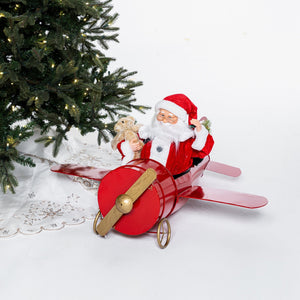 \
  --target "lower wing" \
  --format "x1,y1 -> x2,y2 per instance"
51,164 -> 111,181
178,186 -> 268,209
